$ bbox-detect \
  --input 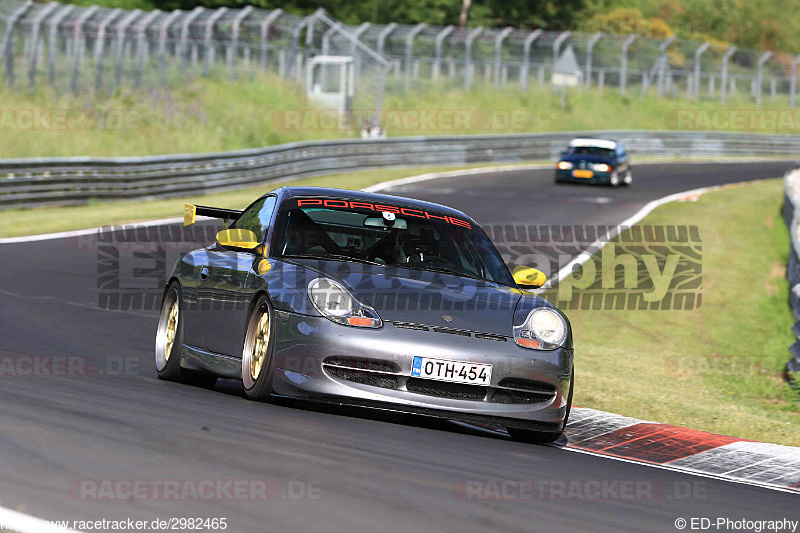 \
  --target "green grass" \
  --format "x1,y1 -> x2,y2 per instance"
2,75 -> 797,159
563,178 -> 800,445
